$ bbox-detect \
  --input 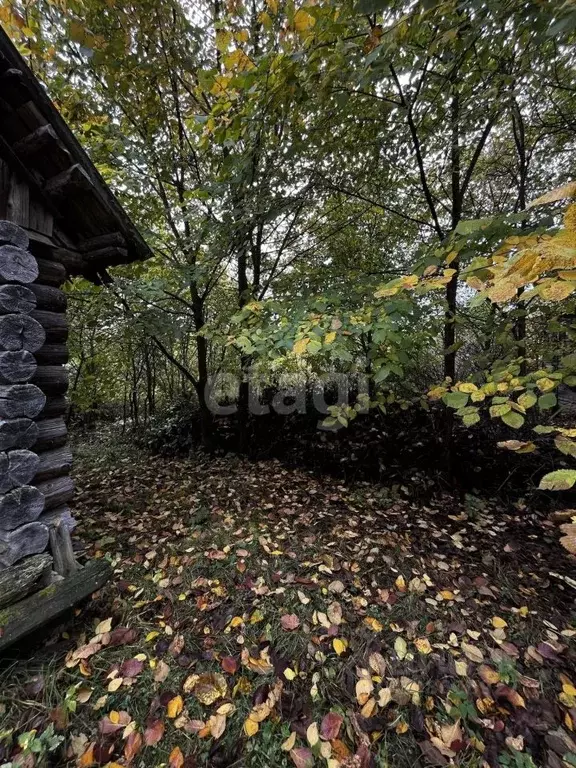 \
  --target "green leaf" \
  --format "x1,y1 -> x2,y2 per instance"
518,391 -> 537,409
533,424 -> 557,434
539,469 -> 576,491
443,391 -> 469,409
555,435 -> 576,457
502,411 -> 524,429
490,402 -> 511,418
565,375 -> 576,387
462,412 -> 480,427
455,218 -> 493,236
538,393 -> 557,410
